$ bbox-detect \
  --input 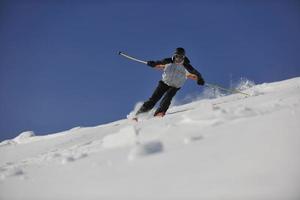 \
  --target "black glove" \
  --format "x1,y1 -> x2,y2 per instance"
147,61 -> 156,68
197,76 -> 205,86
